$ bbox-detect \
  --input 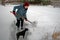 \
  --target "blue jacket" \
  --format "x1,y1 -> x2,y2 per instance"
13,4 -> 27,19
